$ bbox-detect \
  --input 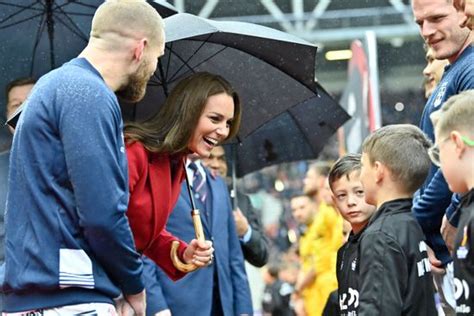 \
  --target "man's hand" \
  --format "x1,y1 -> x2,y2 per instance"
233,208 -> 249,237
441,214 -> 457,254
182,239 -> 214,267
116,290 -> 146,316
427,245 -> 445,275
